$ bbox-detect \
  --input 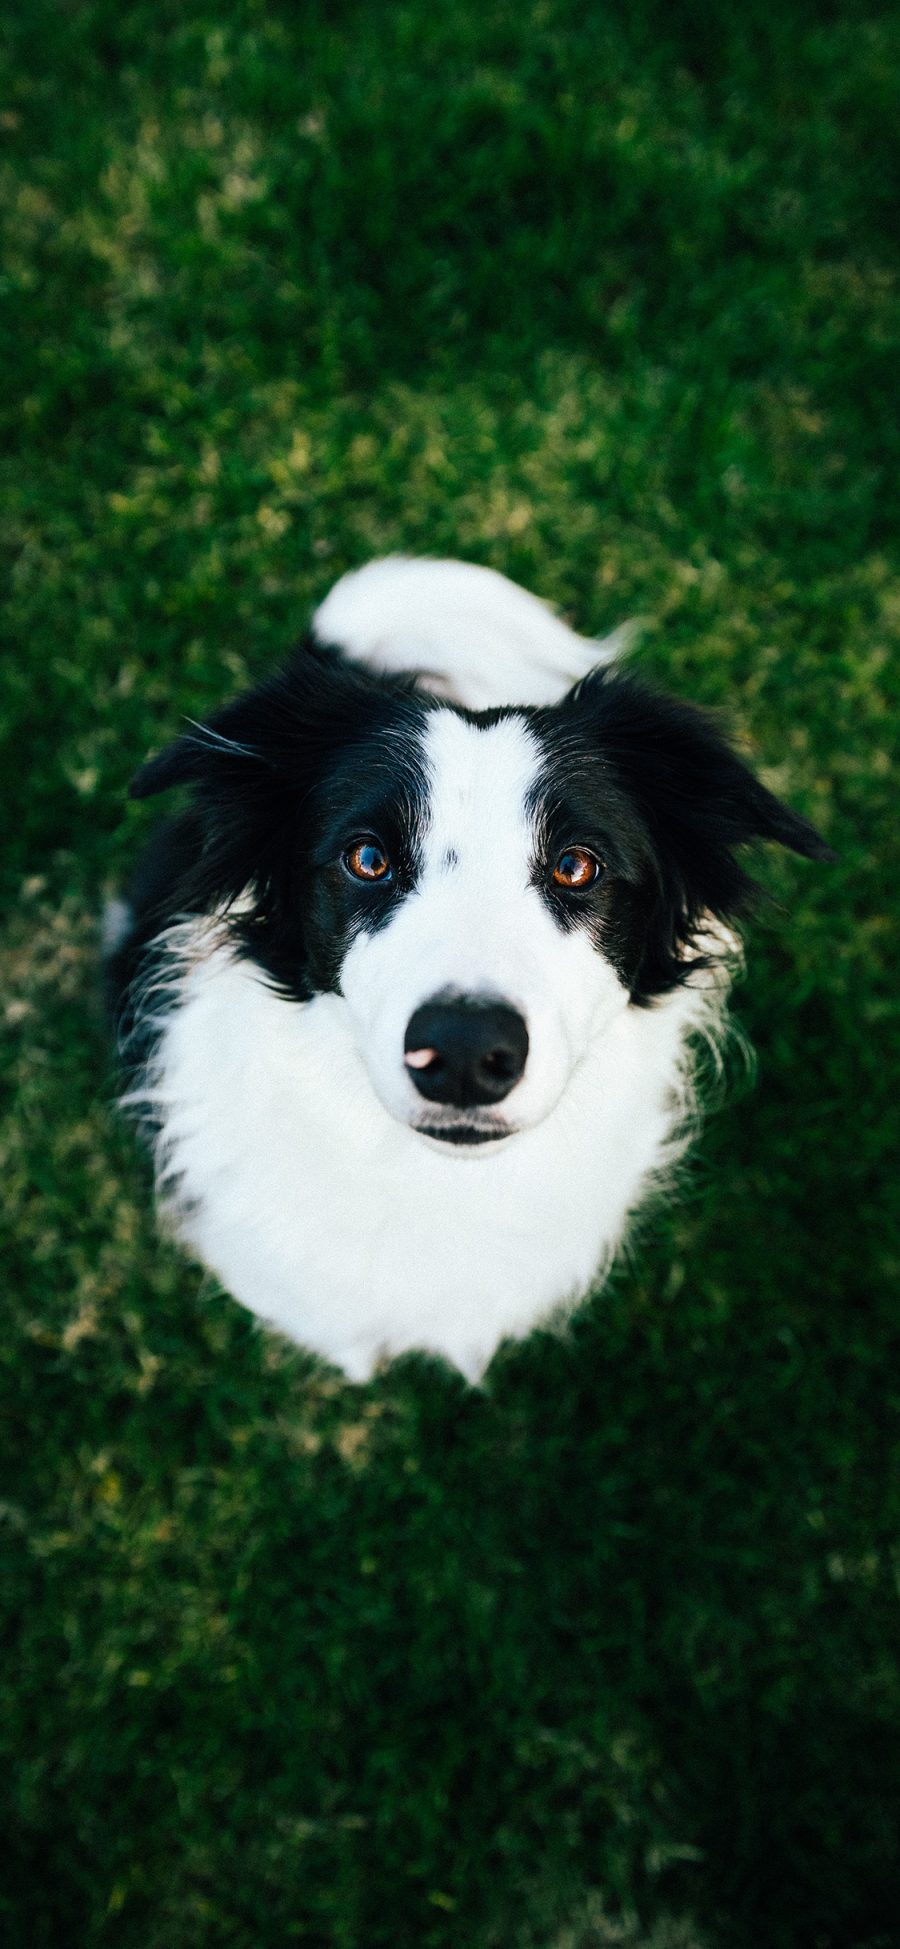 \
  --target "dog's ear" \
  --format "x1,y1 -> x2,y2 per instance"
130,703 -> 263,799
130,640 -> 412,802
592,671 -> 830,851
557,669 -> 833,972
128,644 -> 421,927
